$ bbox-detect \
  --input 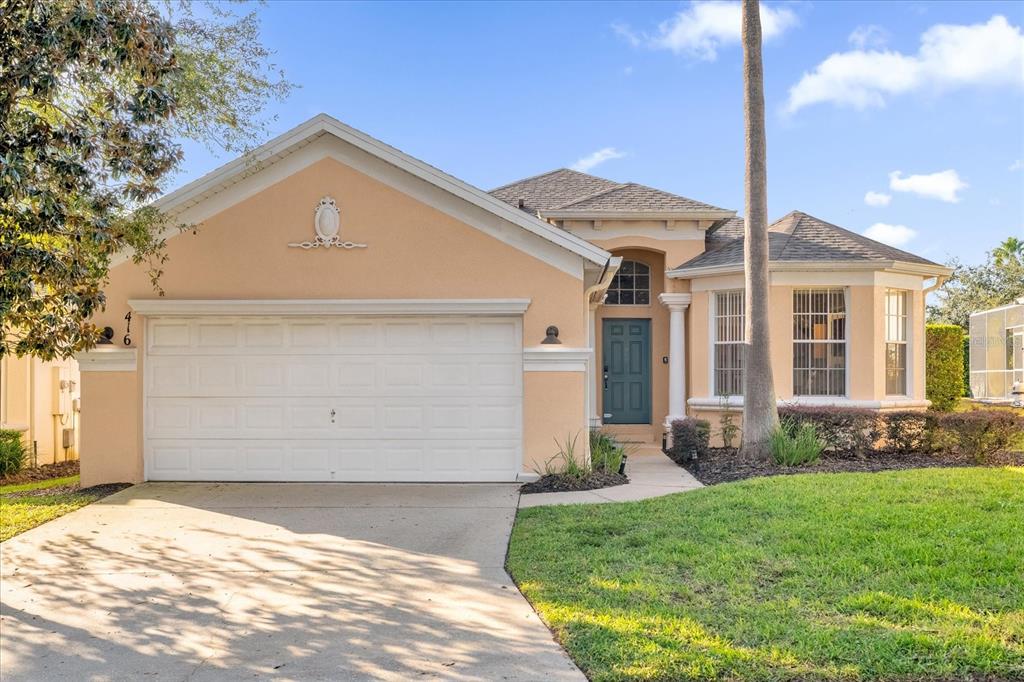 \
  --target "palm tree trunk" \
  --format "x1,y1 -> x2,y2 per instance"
740,0 -> 779,460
